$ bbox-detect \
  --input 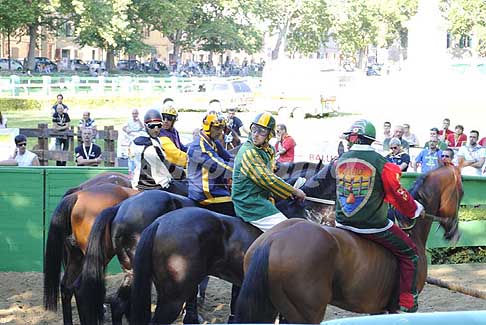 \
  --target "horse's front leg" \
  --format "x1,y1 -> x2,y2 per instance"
60,247 -> 83,325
